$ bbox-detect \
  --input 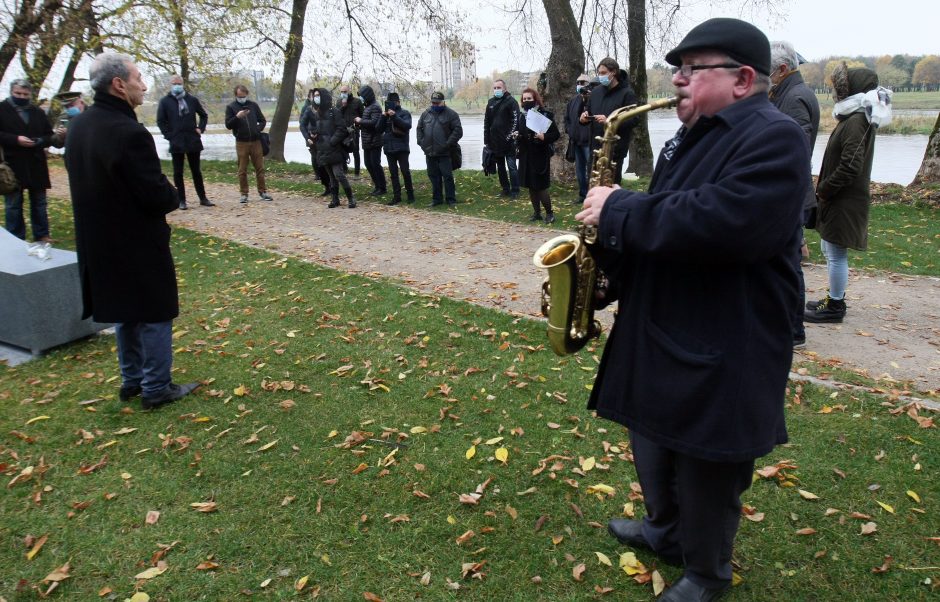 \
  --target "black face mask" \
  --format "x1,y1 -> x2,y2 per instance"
11,96 -> 29,107
521,101 -> 536,110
